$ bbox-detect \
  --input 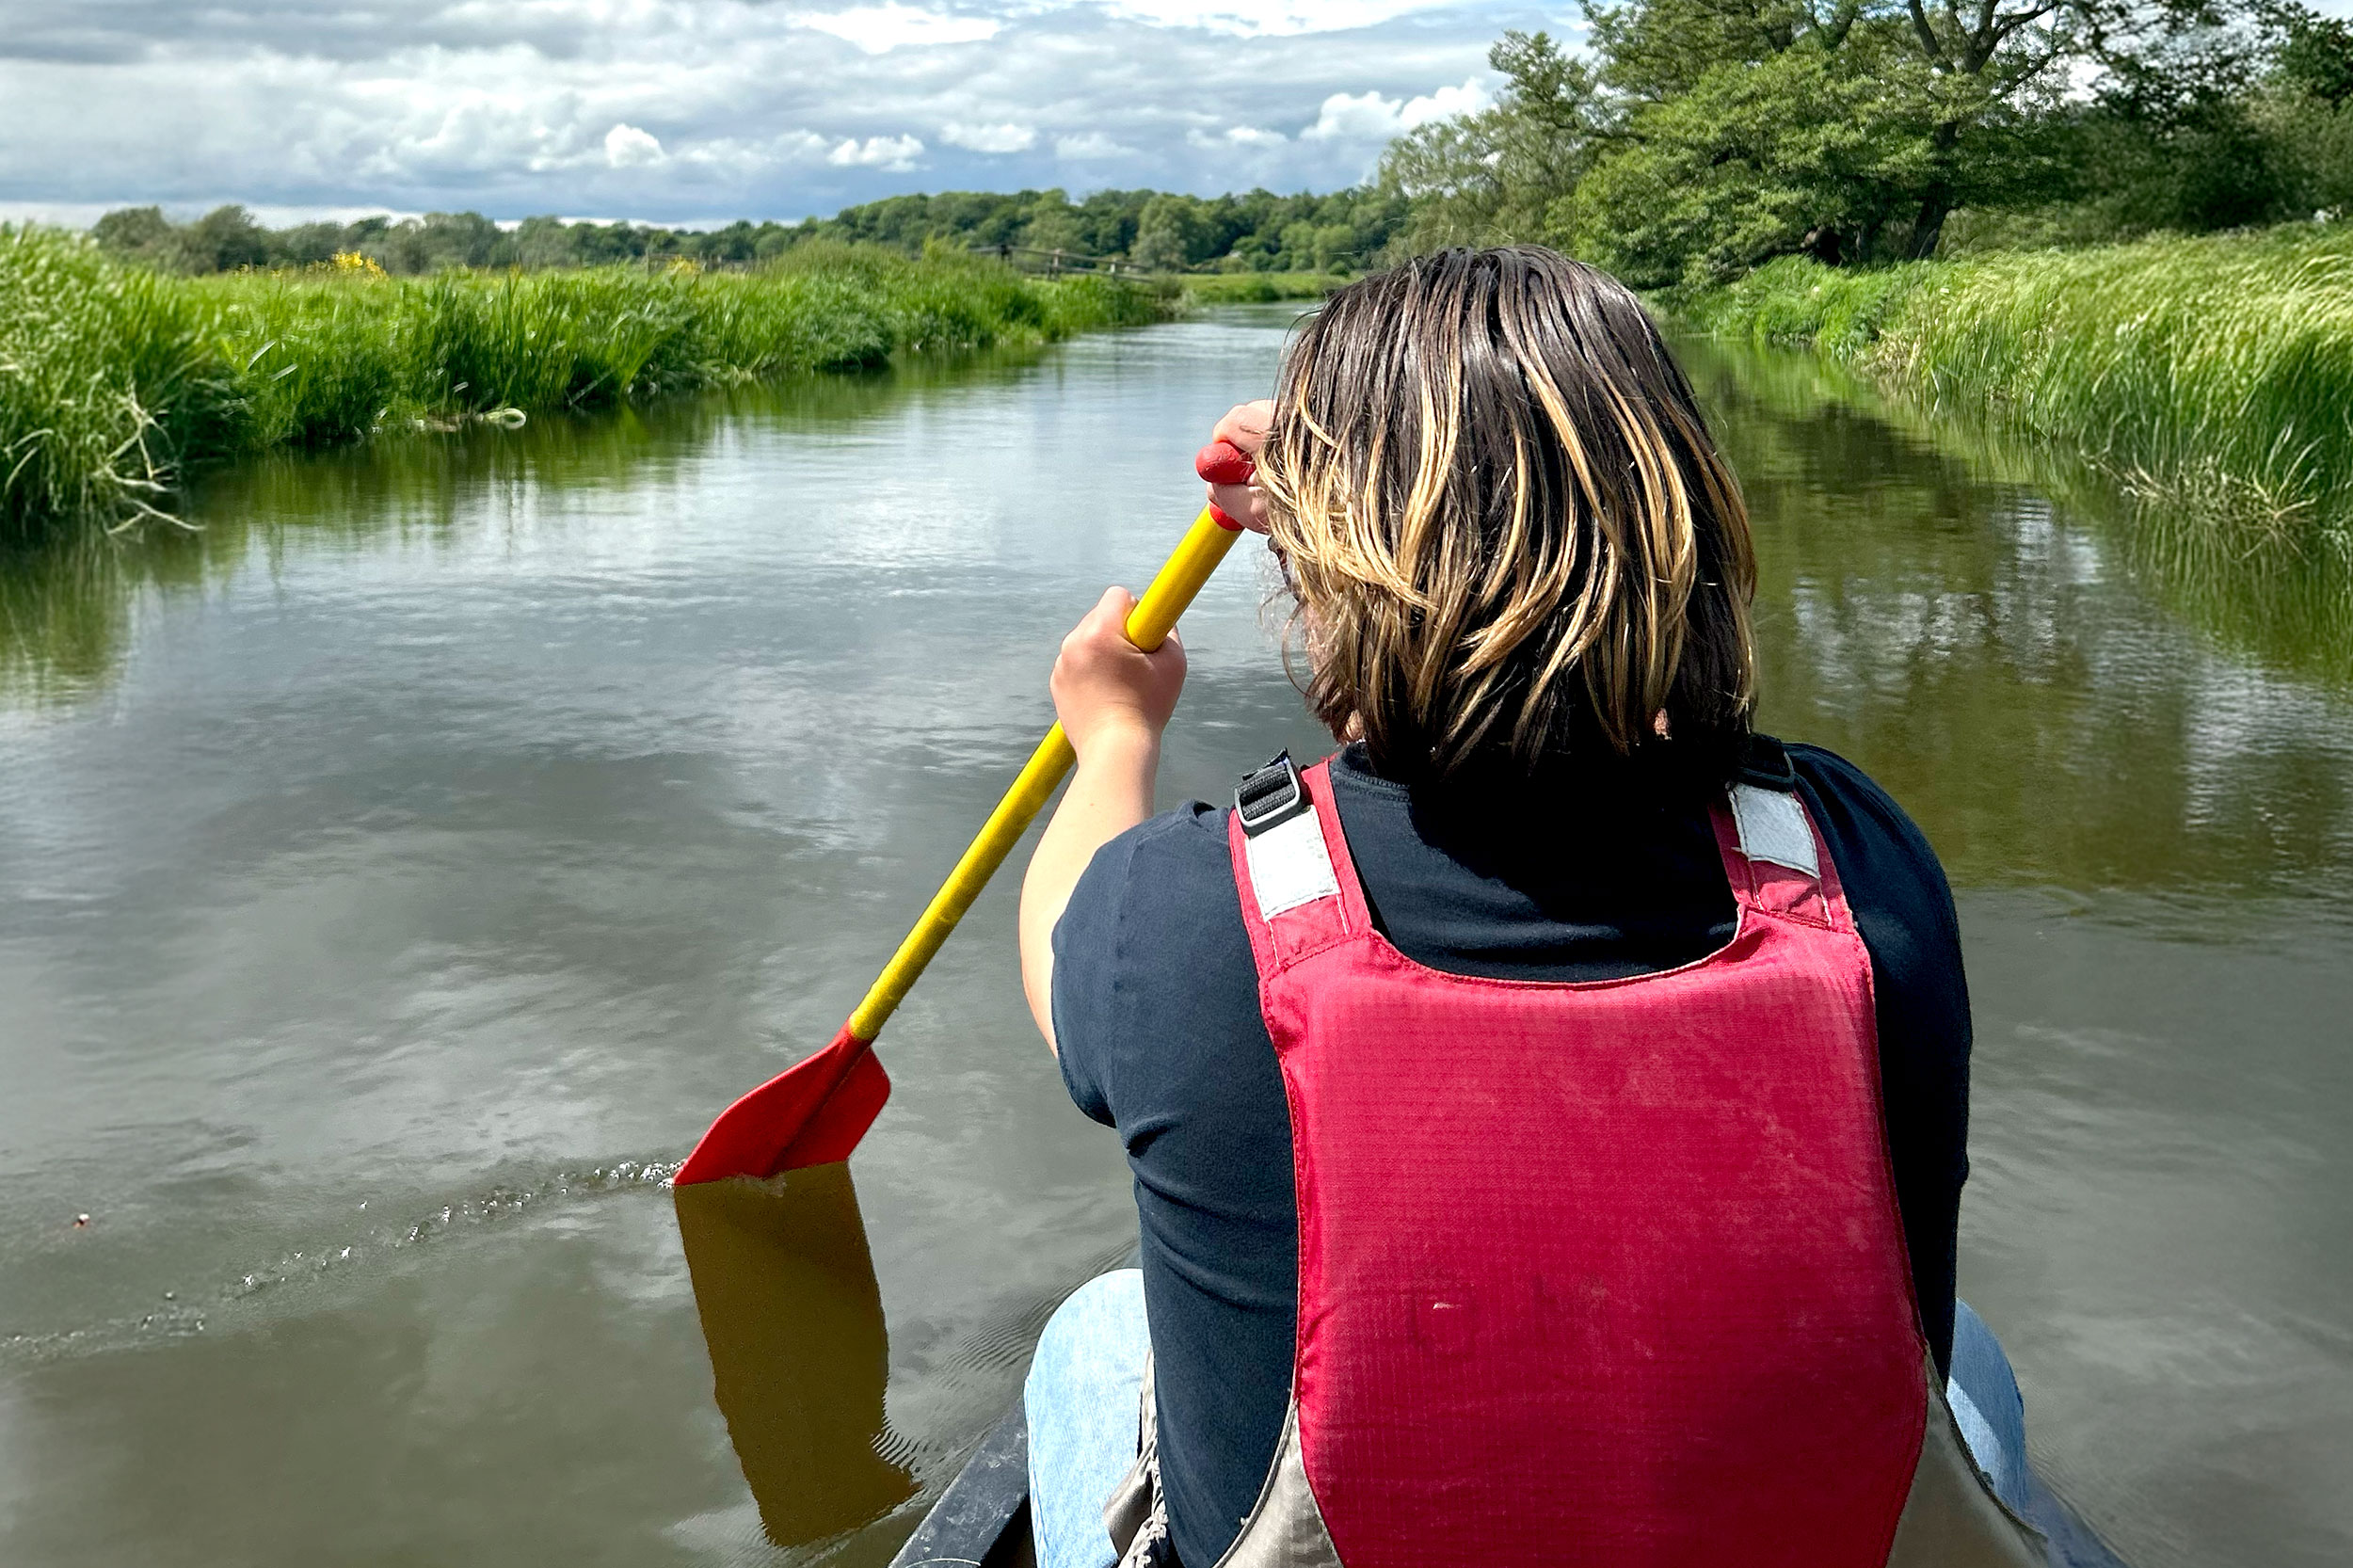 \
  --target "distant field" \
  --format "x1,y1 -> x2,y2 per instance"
1685,224 -> 2353,547
0,233 -> 1170,544
1178,272 -> 1341,303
